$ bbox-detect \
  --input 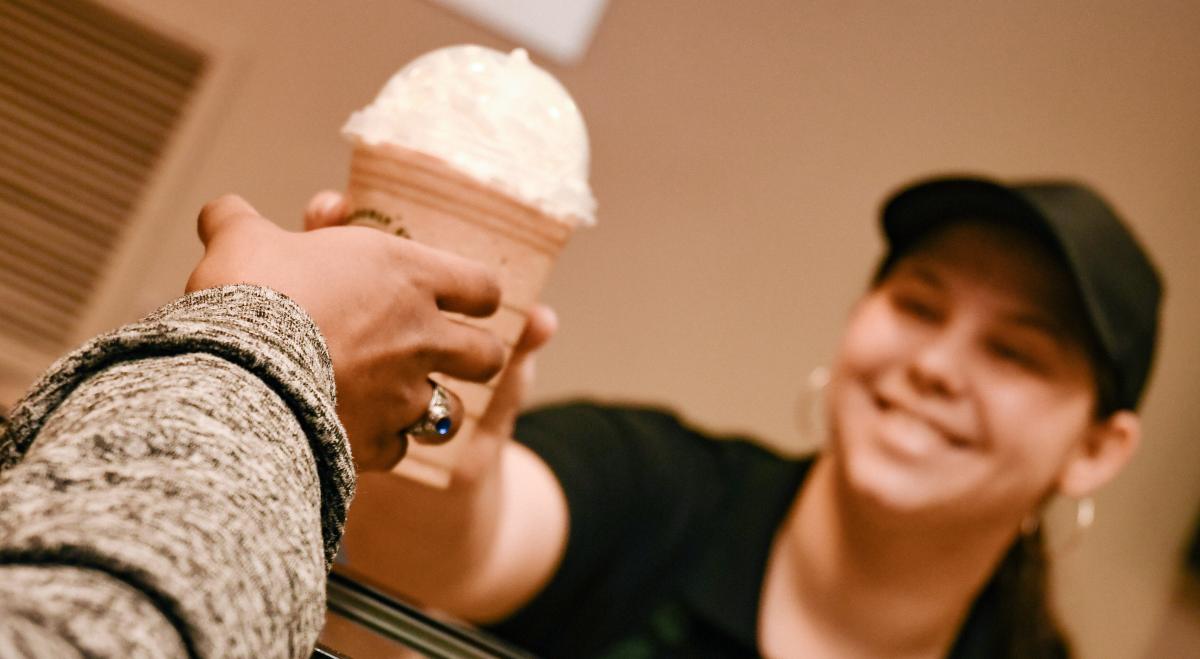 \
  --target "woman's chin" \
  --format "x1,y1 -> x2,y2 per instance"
836,446 -> 954,519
